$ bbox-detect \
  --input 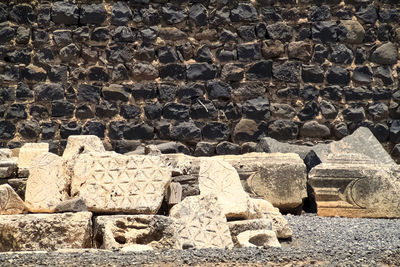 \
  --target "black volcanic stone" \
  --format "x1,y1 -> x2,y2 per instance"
219,102 -> 241,120
355,48 -> 367,64
106,44 -> 134,63
21,65 -> 47,81
16,26 -> 30,44
30,105 -> 49,120
309,5 -> 331,21
52,2 -> 79,25
53,30 -> 72,47
41,122 -> 56,140
330,44 -> 354,64
159,83 -> 177,102
10,4 -> 35,24
216,141 -> 240,155
0,120 -> 16,140
91,27 -> 110,42
158,46 -> 178,64
373,123 -> 389,142
112,26 -> 135,42
162,5 -> 187,24
187,63 -> 216,81
237,43 -> 261,62
163,103 -> 189,121
256,22 -> 267,38
48,65 -> 68,83
374,66 -> 394,85
300,85 -> 319,101
123,122 -> 154,140
75,104 -> 94,120
170,121 -> 201,141
33,30 -> 50,46
135,45 -> 155,62
95,101 -> 119,118
230,3 -> 258,22
2,65 -> 20,82
120,104 -> 141,120
83,121 -> 106,138
142,7 -> 160,25
0,27 -> 15,44
202,122 -> 230,141
80,4 -> 107,25
194,142 -> 216,157
206,80 -> 231,100
88,66 -> 109,82
59,44 -> 79,62
353,66 -> 373,84
266,22 -> 293,42
195,45 -> 213,63
60,121 -> 82,139
368,102 -> 388,121
268,119 -> 298,140
111,2 -> 132,26
177,83 -> 205,103
0,4 -> 7,23
246,60 -> 272,80
5,104 -> 27,120
261,7 -> 281,22
108,121 -> 125,140
356,5 -> 378,24
326,66 -> 350,85
238,26 -> 256,42
298,101 -> 319,121
220,29 -> 237,42
344,86 -> 373,101
34,83 -> 64,101
243,97 -> 270,121
273,61 -> 301,83
0,86 -> 15,102
312,21 -> 338,43
103,84 -> 130,102
16,82 -> 32,100
6,49 -> 31,65
132,82 -> 157,100
159,64 -> 186,80
190,99 -> 218,120
302,65 -> 324,83
145,103 -> 162,120
390,120 -> 400,144
77,84 -> 101,103
189,4 -> 207,26
51,100 -> 74,117
18,120 -> 41,139
312,44 -> 329,63
343,106 -> 365,122
321,85 -> 343,101
320,100 -> 338,120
